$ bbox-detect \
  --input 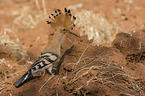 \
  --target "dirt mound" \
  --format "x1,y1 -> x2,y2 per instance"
113,30 -> 145,63
12,34 -> 145,96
